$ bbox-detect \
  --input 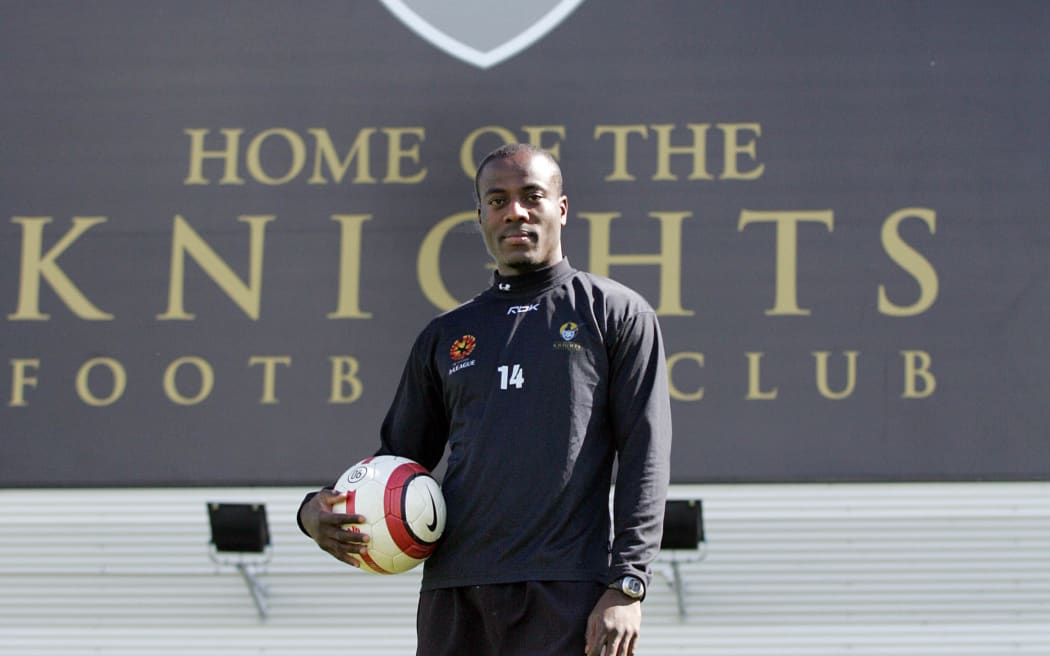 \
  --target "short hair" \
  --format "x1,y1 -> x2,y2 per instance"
474,143 -> 563,203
